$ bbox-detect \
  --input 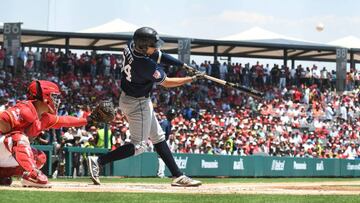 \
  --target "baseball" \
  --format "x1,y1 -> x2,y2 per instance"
316,23 -> 324,32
